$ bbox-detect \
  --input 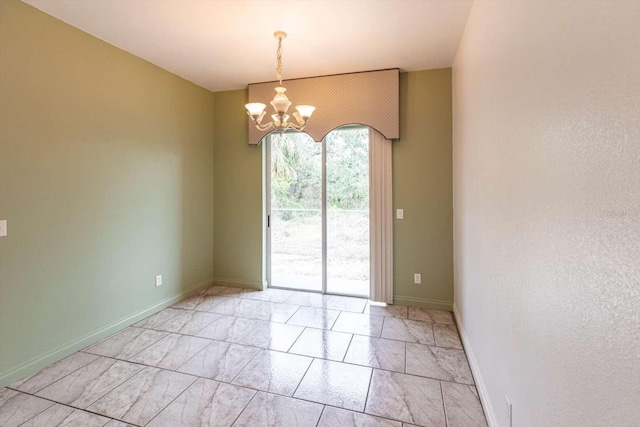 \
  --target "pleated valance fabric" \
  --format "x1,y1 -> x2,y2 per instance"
247,69 -> 399,145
